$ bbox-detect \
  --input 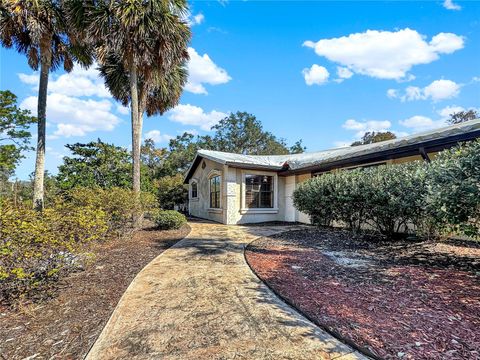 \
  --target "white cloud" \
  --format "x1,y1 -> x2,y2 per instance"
437,105 -> 465,119
186,47 -> 231,95
144,130 -> 173,143
337,66 -> 353,80
399,115 -> 446,132
302,64 -> 329,85
167,104 -> 228,131
116,104 -> 129,115
18,64 -> 111,98
303,28 -> 464,80
443,0 -> 461,11
192,13 -> 204,25
342,119 -> 392,137
388,79 -> 461,102
333,140 -> 351,148
21,93 -> 120,138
